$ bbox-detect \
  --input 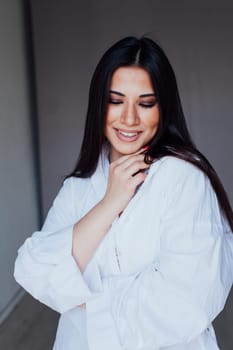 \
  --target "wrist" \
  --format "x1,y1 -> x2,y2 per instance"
100,197 -> 121,220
